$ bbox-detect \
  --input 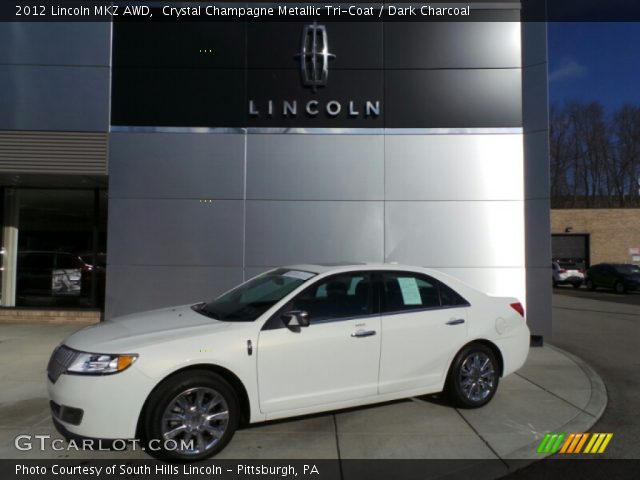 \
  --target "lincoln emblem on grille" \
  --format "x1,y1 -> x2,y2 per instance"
295,22 -> 335,91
